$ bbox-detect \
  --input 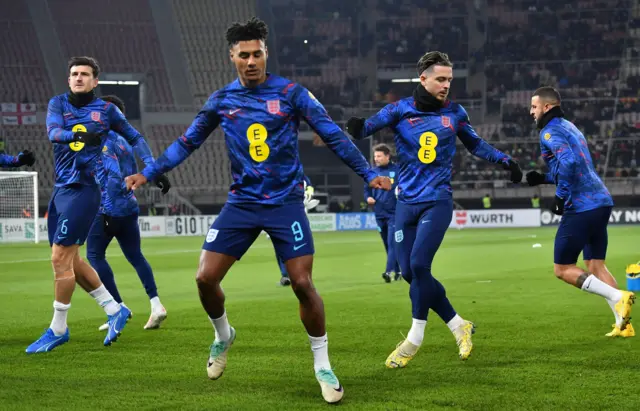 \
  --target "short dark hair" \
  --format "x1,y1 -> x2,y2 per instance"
417,51 -> 452,75
373,143 -> 391,156
101,95 -> 125,115
533,86 -> 561,104
226,17 -> 269,48
68,56 -> 100,77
